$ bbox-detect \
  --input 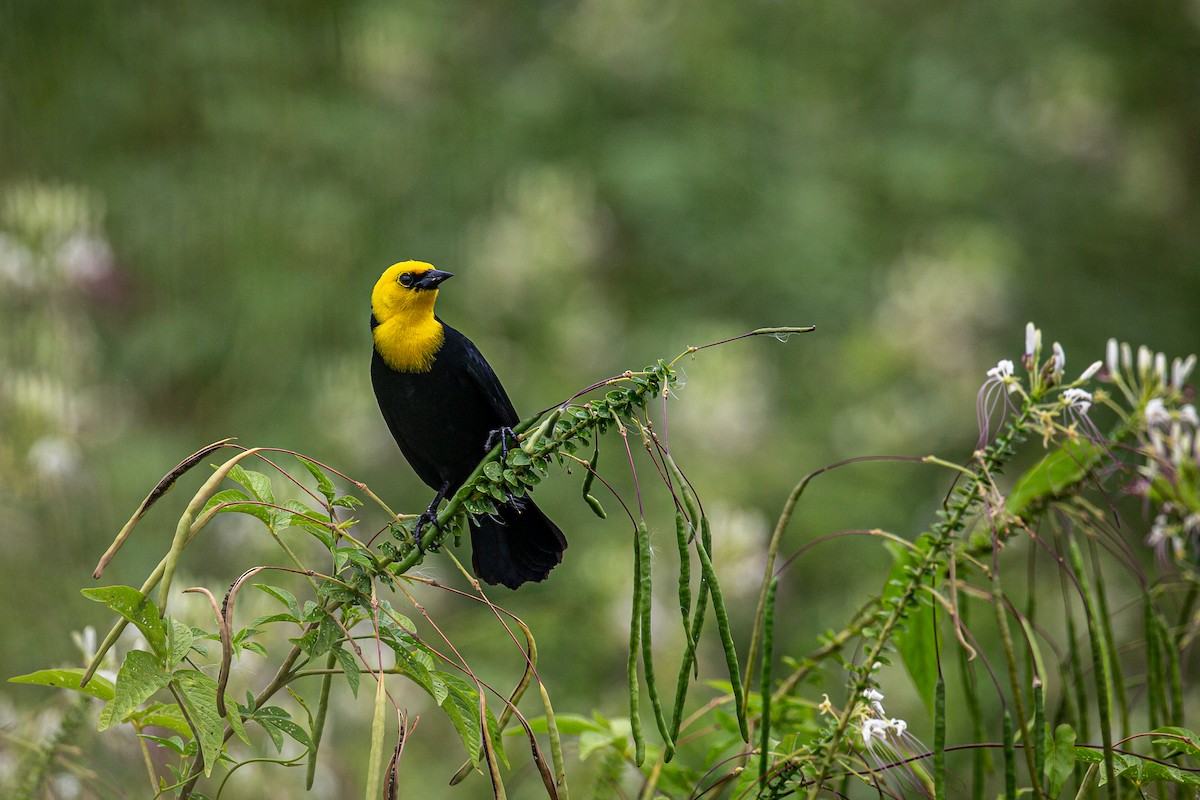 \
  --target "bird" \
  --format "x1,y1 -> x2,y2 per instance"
370,260 -> 567,588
